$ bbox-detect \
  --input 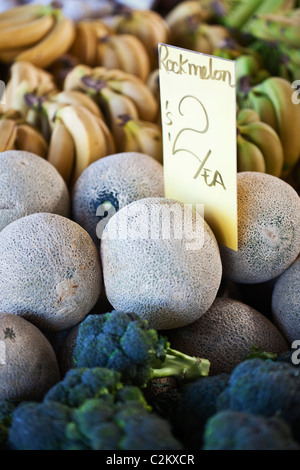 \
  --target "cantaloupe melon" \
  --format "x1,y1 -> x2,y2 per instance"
72,152 -> 165,246
272,256 -> 300,345
220,172 -> 300,284
166,297 -> 289,375
0,150 -> 70,232
0,313 -> 60,401
0,213 -> 102,332
100,197 -> 222,330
